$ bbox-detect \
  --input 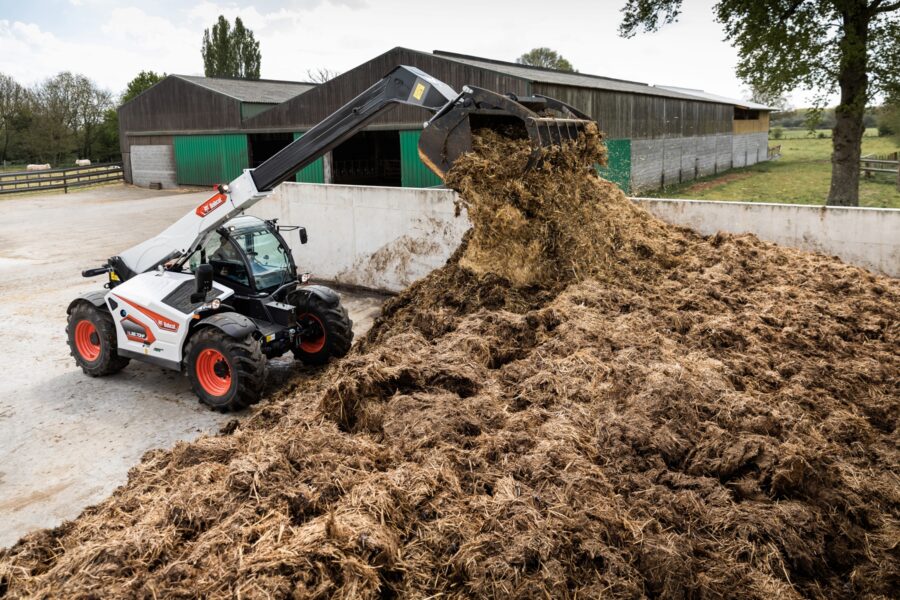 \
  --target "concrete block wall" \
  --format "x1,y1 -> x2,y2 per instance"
630,132 -> 771,193
631,134 -> 736,192
249,183 -> 899,293
130,145 -> 177,189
